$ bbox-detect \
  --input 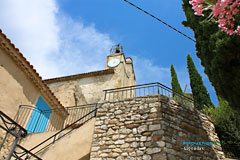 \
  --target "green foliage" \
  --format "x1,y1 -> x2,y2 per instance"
170,64 -> 183,95
182,0 -> 240,110
184,93 -> 193,99
225,152 -> 235,158
187,54 -> 213,110
201,104 -> 214,116
211,97 -> 240,156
